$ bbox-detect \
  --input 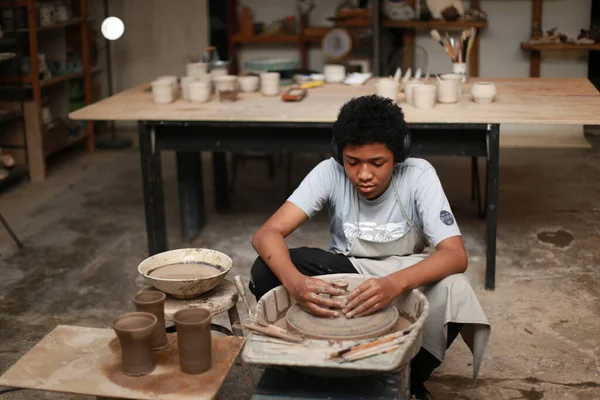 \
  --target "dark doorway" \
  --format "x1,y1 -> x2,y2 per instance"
589,1 -> 599,91
208,0 -> 229,61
